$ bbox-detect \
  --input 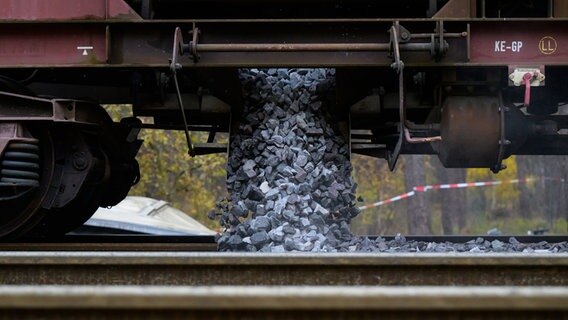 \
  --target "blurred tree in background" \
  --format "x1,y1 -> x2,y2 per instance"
130,129 -> 227,231
403,155 -> 431,235
351,155 -> 405,234
432,160 -> 467,235
104,105 -> 227,231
